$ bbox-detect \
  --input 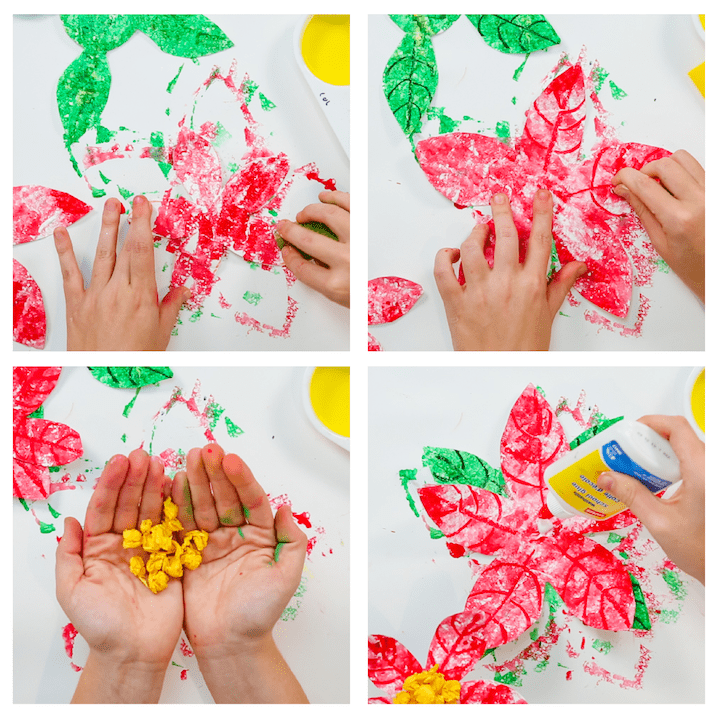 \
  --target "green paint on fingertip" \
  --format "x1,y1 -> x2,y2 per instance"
274,542 -> 285,562
243,505 -> 250,520
237,526 -> 245,539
